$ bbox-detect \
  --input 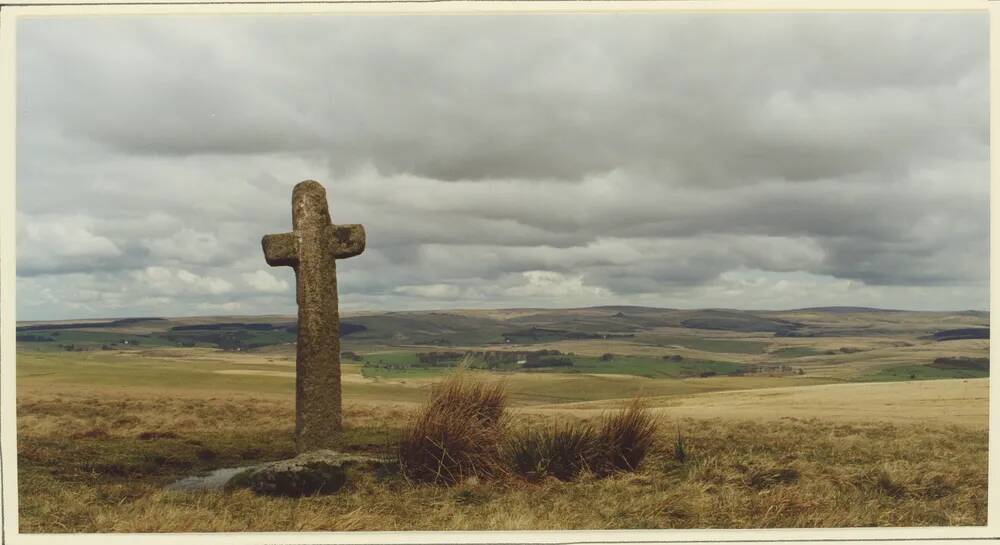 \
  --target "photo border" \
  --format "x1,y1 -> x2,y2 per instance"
0,1 -> 994,543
